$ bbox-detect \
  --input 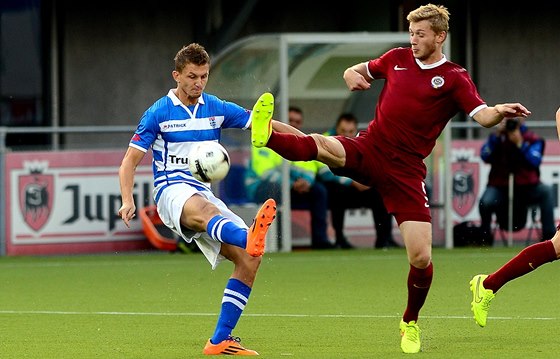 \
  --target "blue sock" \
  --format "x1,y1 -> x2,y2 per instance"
207,215 -> 247,248
210,278 -> 252,344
